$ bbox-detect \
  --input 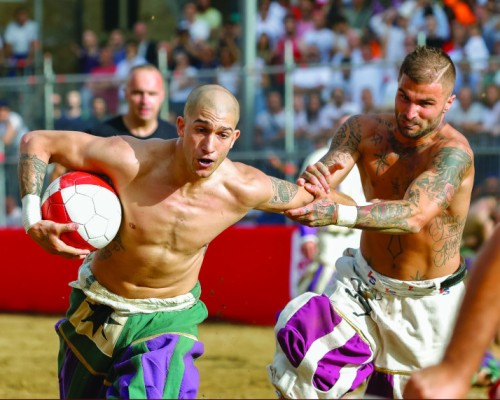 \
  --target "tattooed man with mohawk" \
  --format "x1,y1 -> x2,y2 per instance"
268,46 -> 474,399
